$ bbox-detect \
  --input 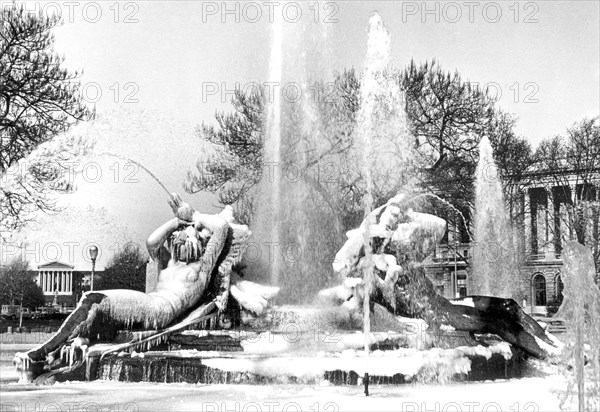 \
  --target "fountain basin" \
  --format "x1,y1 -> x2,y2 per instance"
48,329 -> 524,385
91,343 -> 523,385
